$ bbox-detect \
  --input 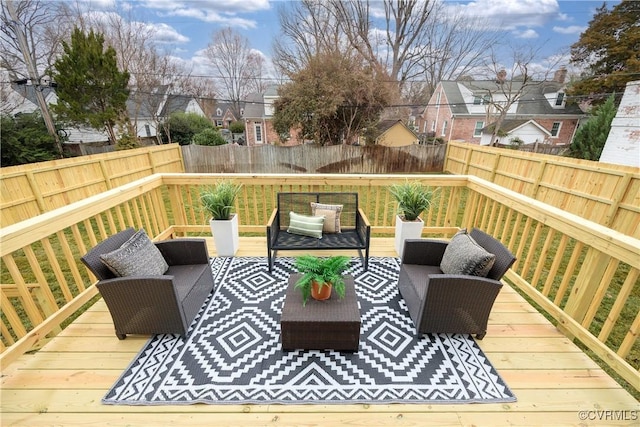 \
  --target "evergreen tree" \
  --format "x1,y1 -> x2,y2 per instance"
1,113 -> 60,166
567,94 -> 617,161
568,1 -> 640,104
51,28 -> 130,144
